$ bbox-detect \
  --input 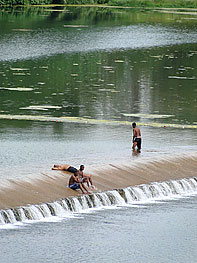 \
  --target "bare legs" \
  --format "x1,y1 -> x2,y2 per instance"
79,182 -> 90,194
132,143 -> 141,153
83,175 -> 94,188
